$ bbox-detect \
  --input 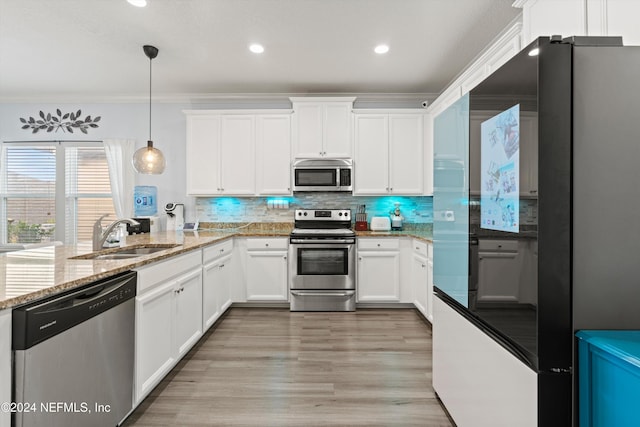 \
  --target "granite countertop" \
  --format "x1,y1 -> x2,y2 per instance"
355,230 -> 433,243
0,222 -> 432,310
